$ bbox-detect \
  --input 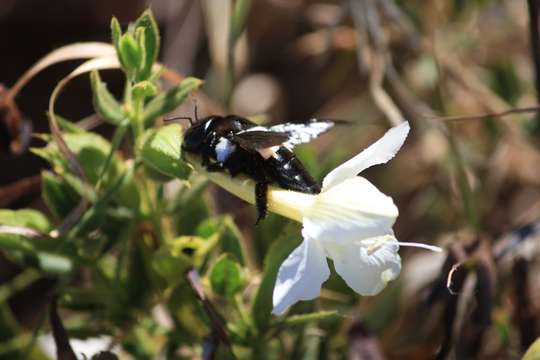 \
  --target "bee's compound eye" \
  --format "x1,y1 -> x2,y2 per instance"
183,124 -> 206,151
